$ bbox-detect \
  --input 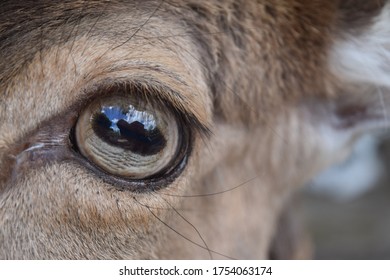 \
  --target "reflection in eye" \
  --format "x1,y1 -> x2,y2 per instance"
92,105 -> 166,156
75,94 -> 183,179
